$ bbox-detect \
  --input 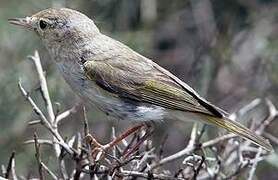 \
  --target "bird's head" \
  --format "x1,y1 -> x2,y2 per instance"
9,8 -> 100,51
